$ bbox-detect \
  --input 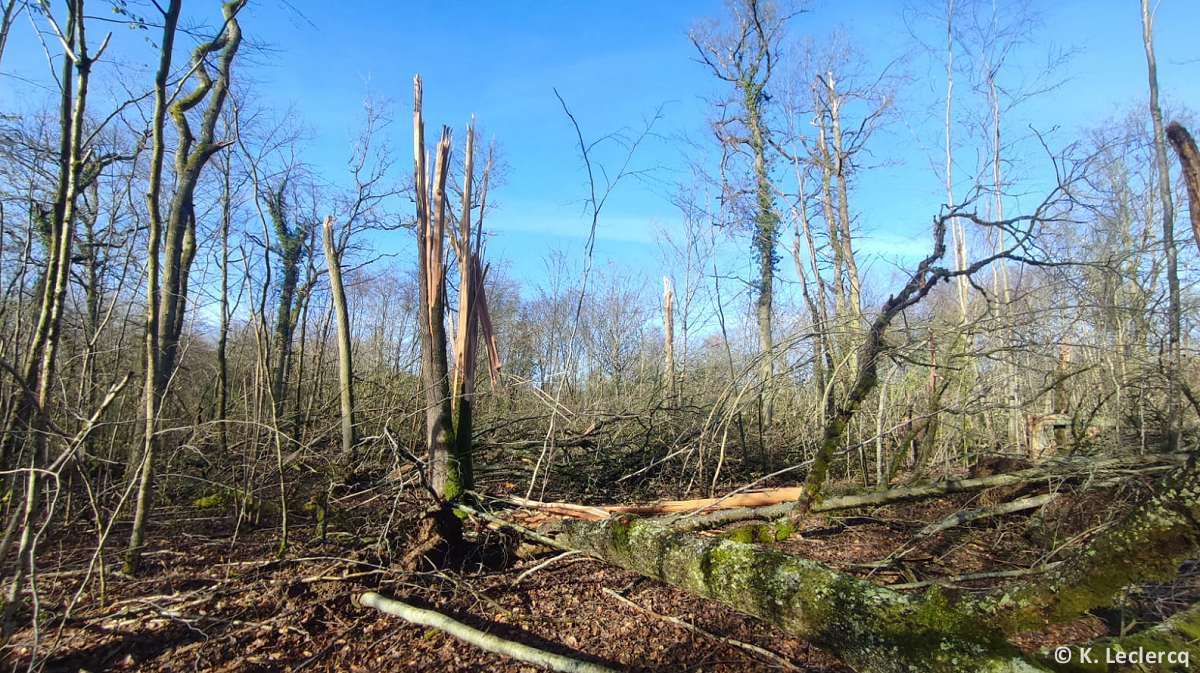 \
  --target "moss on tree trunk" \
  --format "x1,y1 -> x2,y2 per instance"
552,516 -> 1044,672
